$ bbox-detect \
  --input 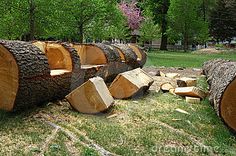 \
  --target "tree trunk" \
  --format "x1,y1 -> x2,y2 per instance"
29,0 -> 36,41
78,24 -> 84,43
159,0 -> 169,51
0,40 -> 81,111
203,59 -> 236,132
